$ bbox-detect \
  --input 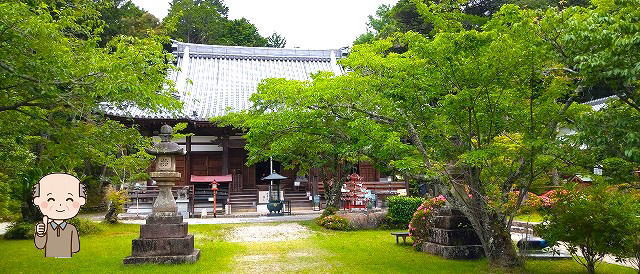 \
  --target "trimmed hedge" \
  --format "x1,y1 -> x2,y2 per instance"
386,196 -> 424,228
